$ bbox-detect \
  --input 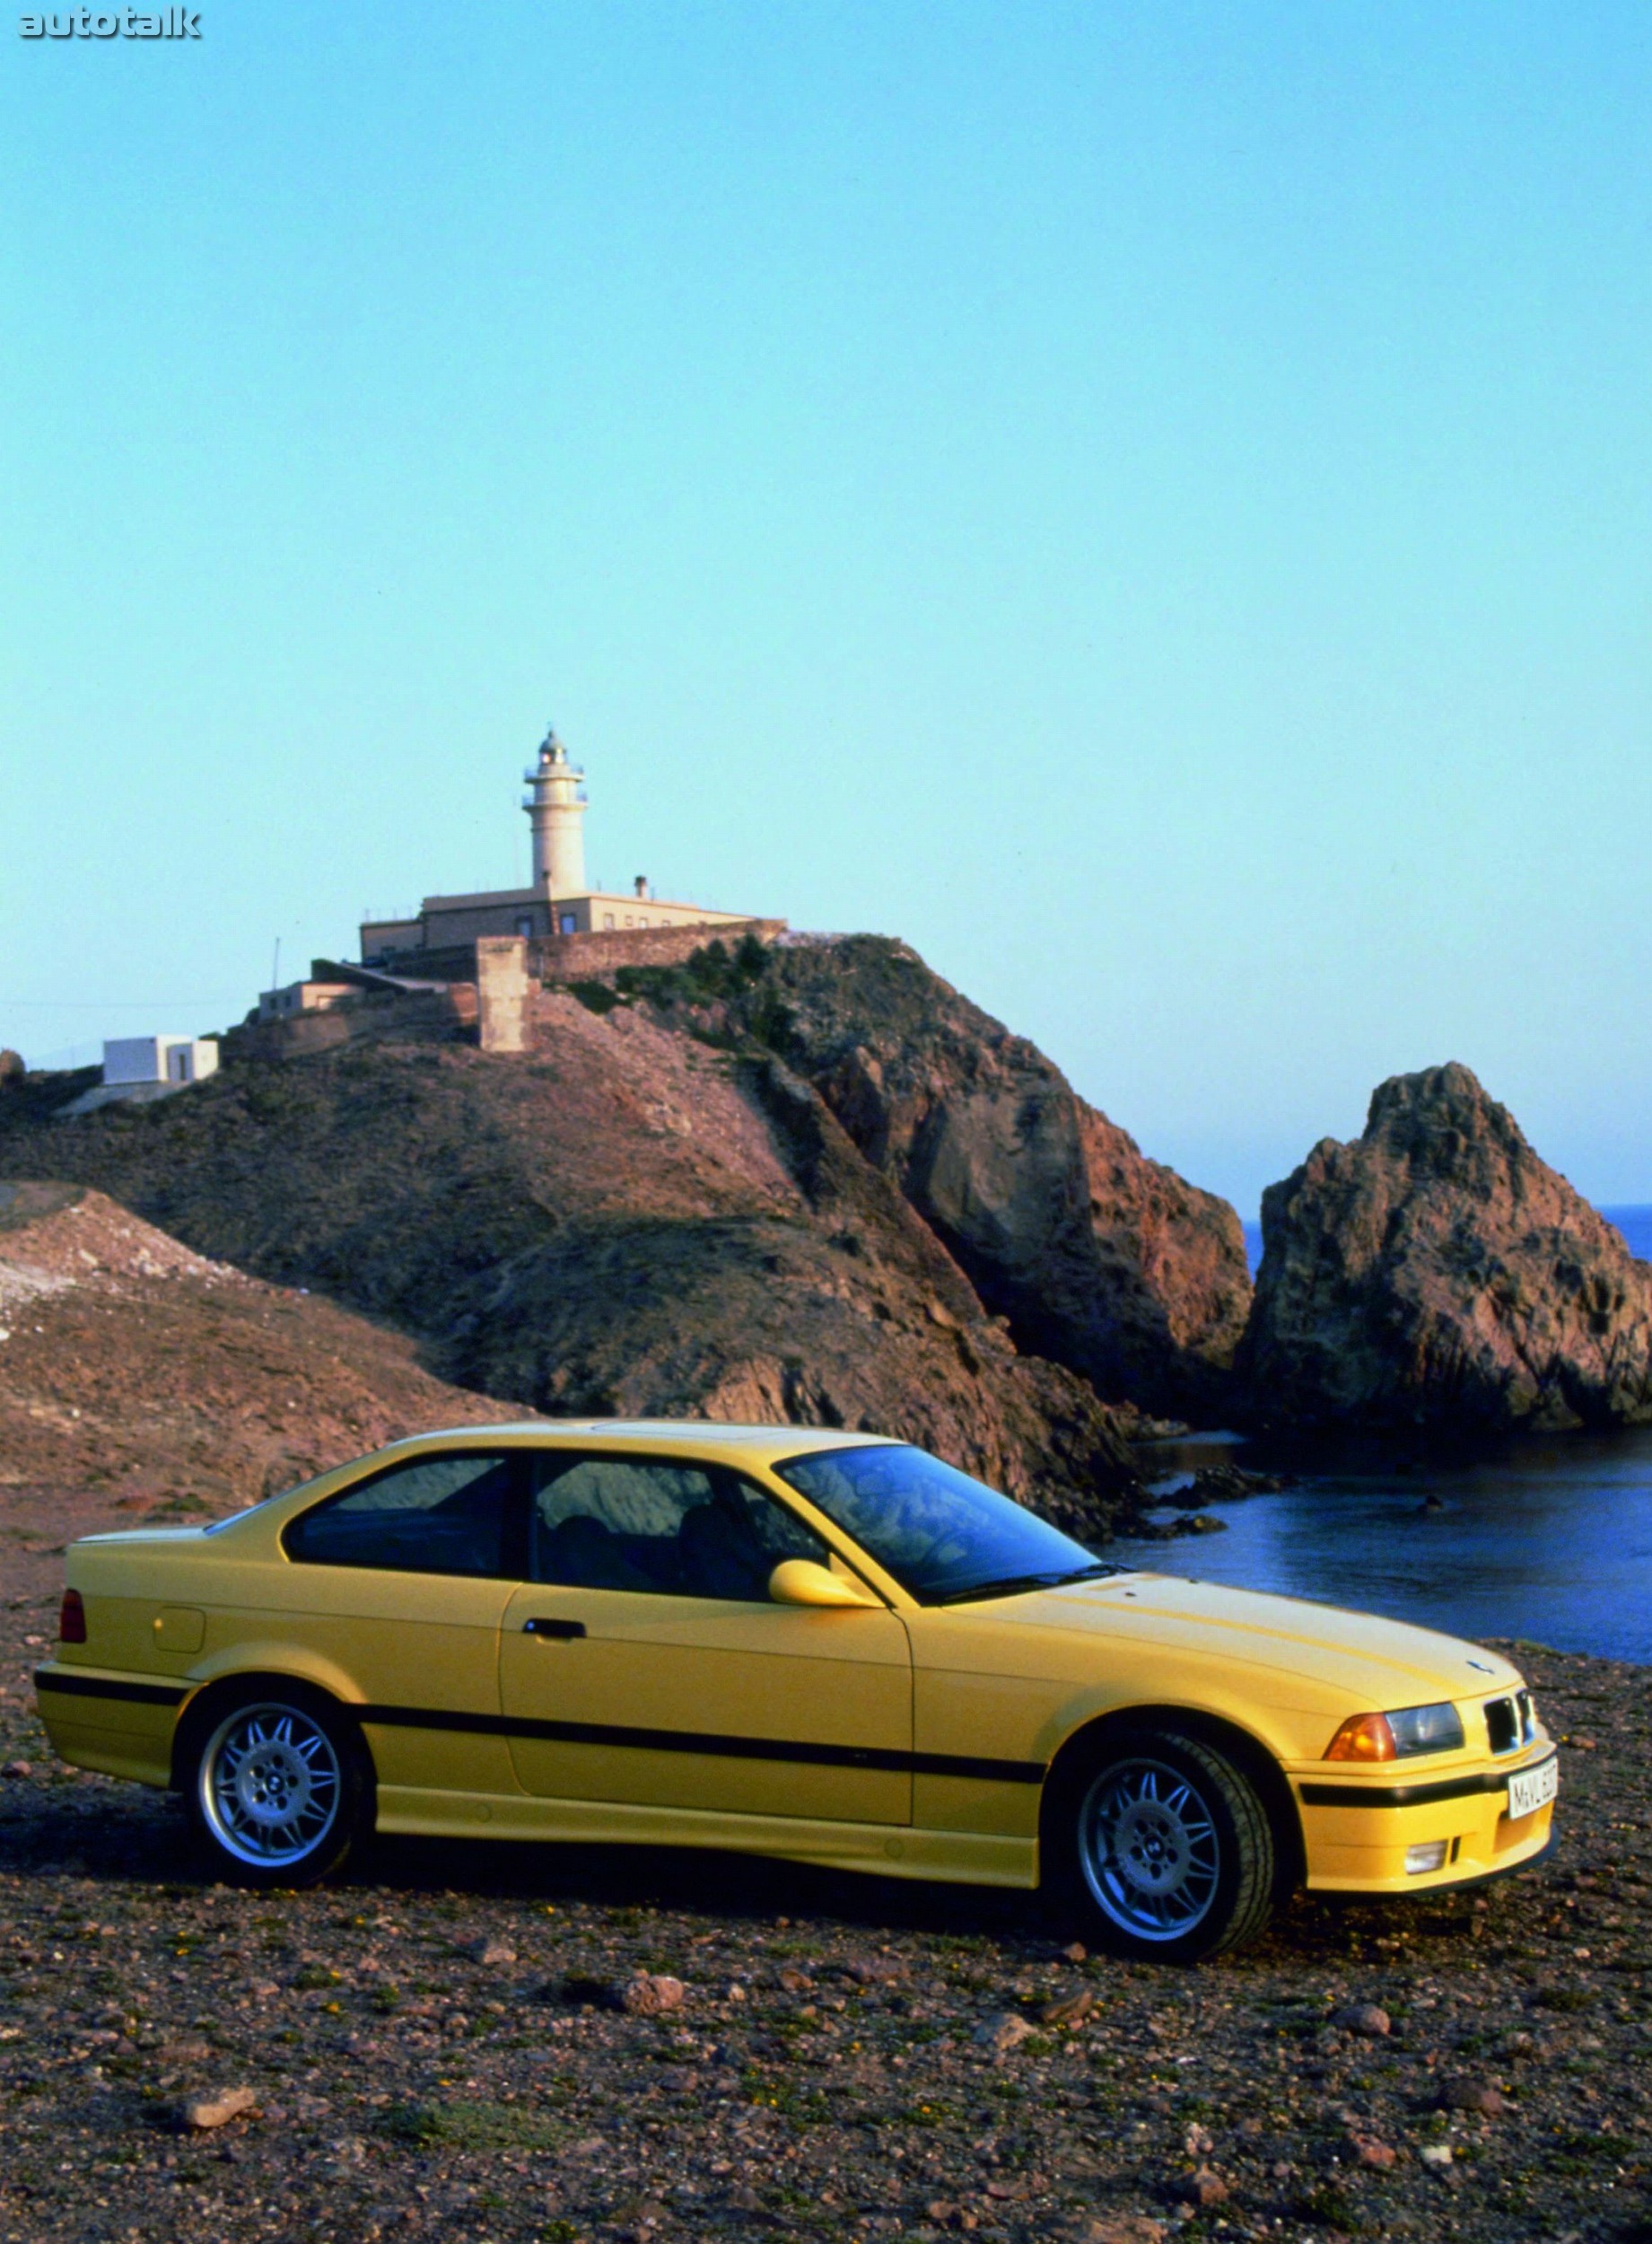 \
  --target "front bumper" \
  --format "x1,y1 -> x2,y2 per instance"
1292,1743 -> 1559,1895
